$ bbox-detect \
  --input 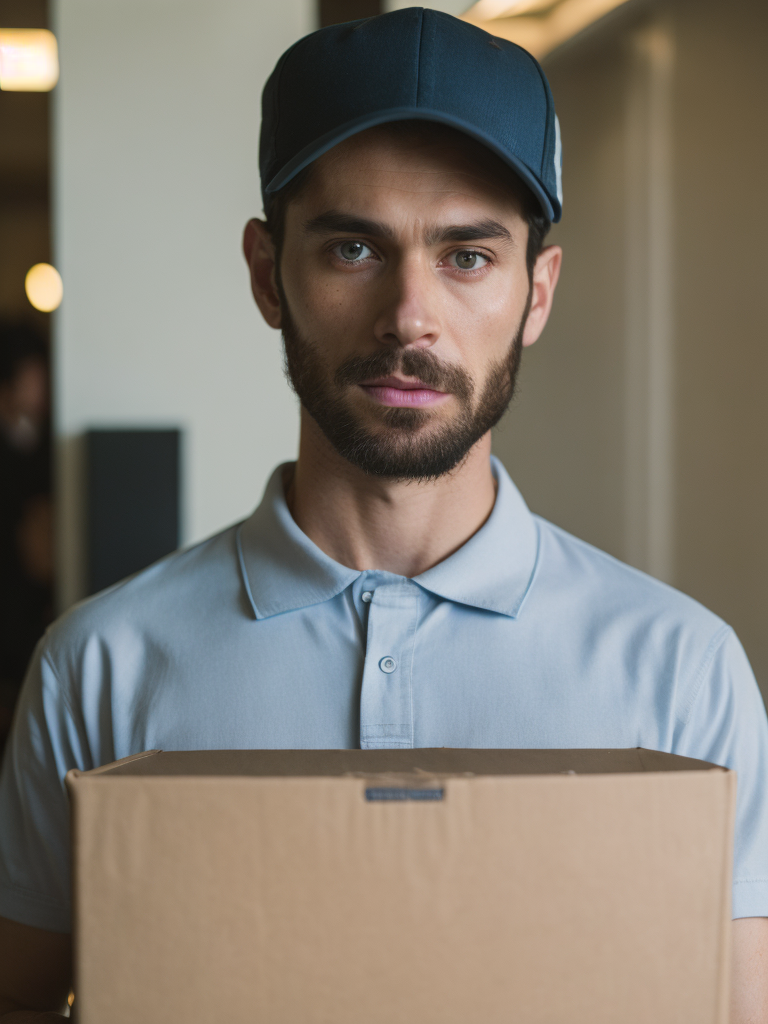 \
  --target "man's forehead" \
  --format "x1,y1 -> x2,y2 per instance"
300,129 -> 528,220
